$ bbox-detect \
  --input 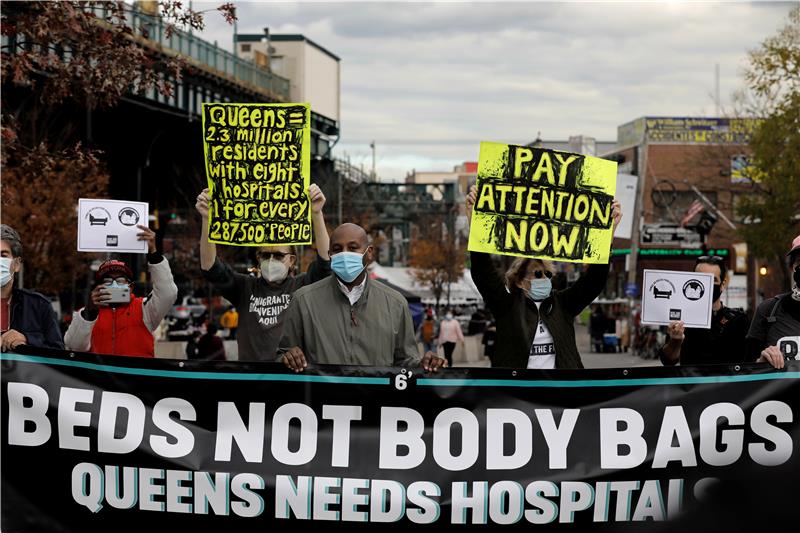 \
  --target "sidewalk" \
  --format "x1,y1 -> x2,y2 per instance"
447,322 -> 660,369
